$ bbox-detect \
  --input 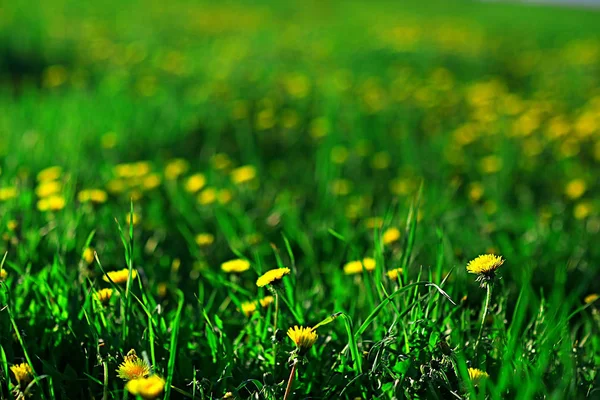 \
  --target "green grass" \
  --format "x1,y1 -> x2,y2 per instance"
1,0 -> 600,399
